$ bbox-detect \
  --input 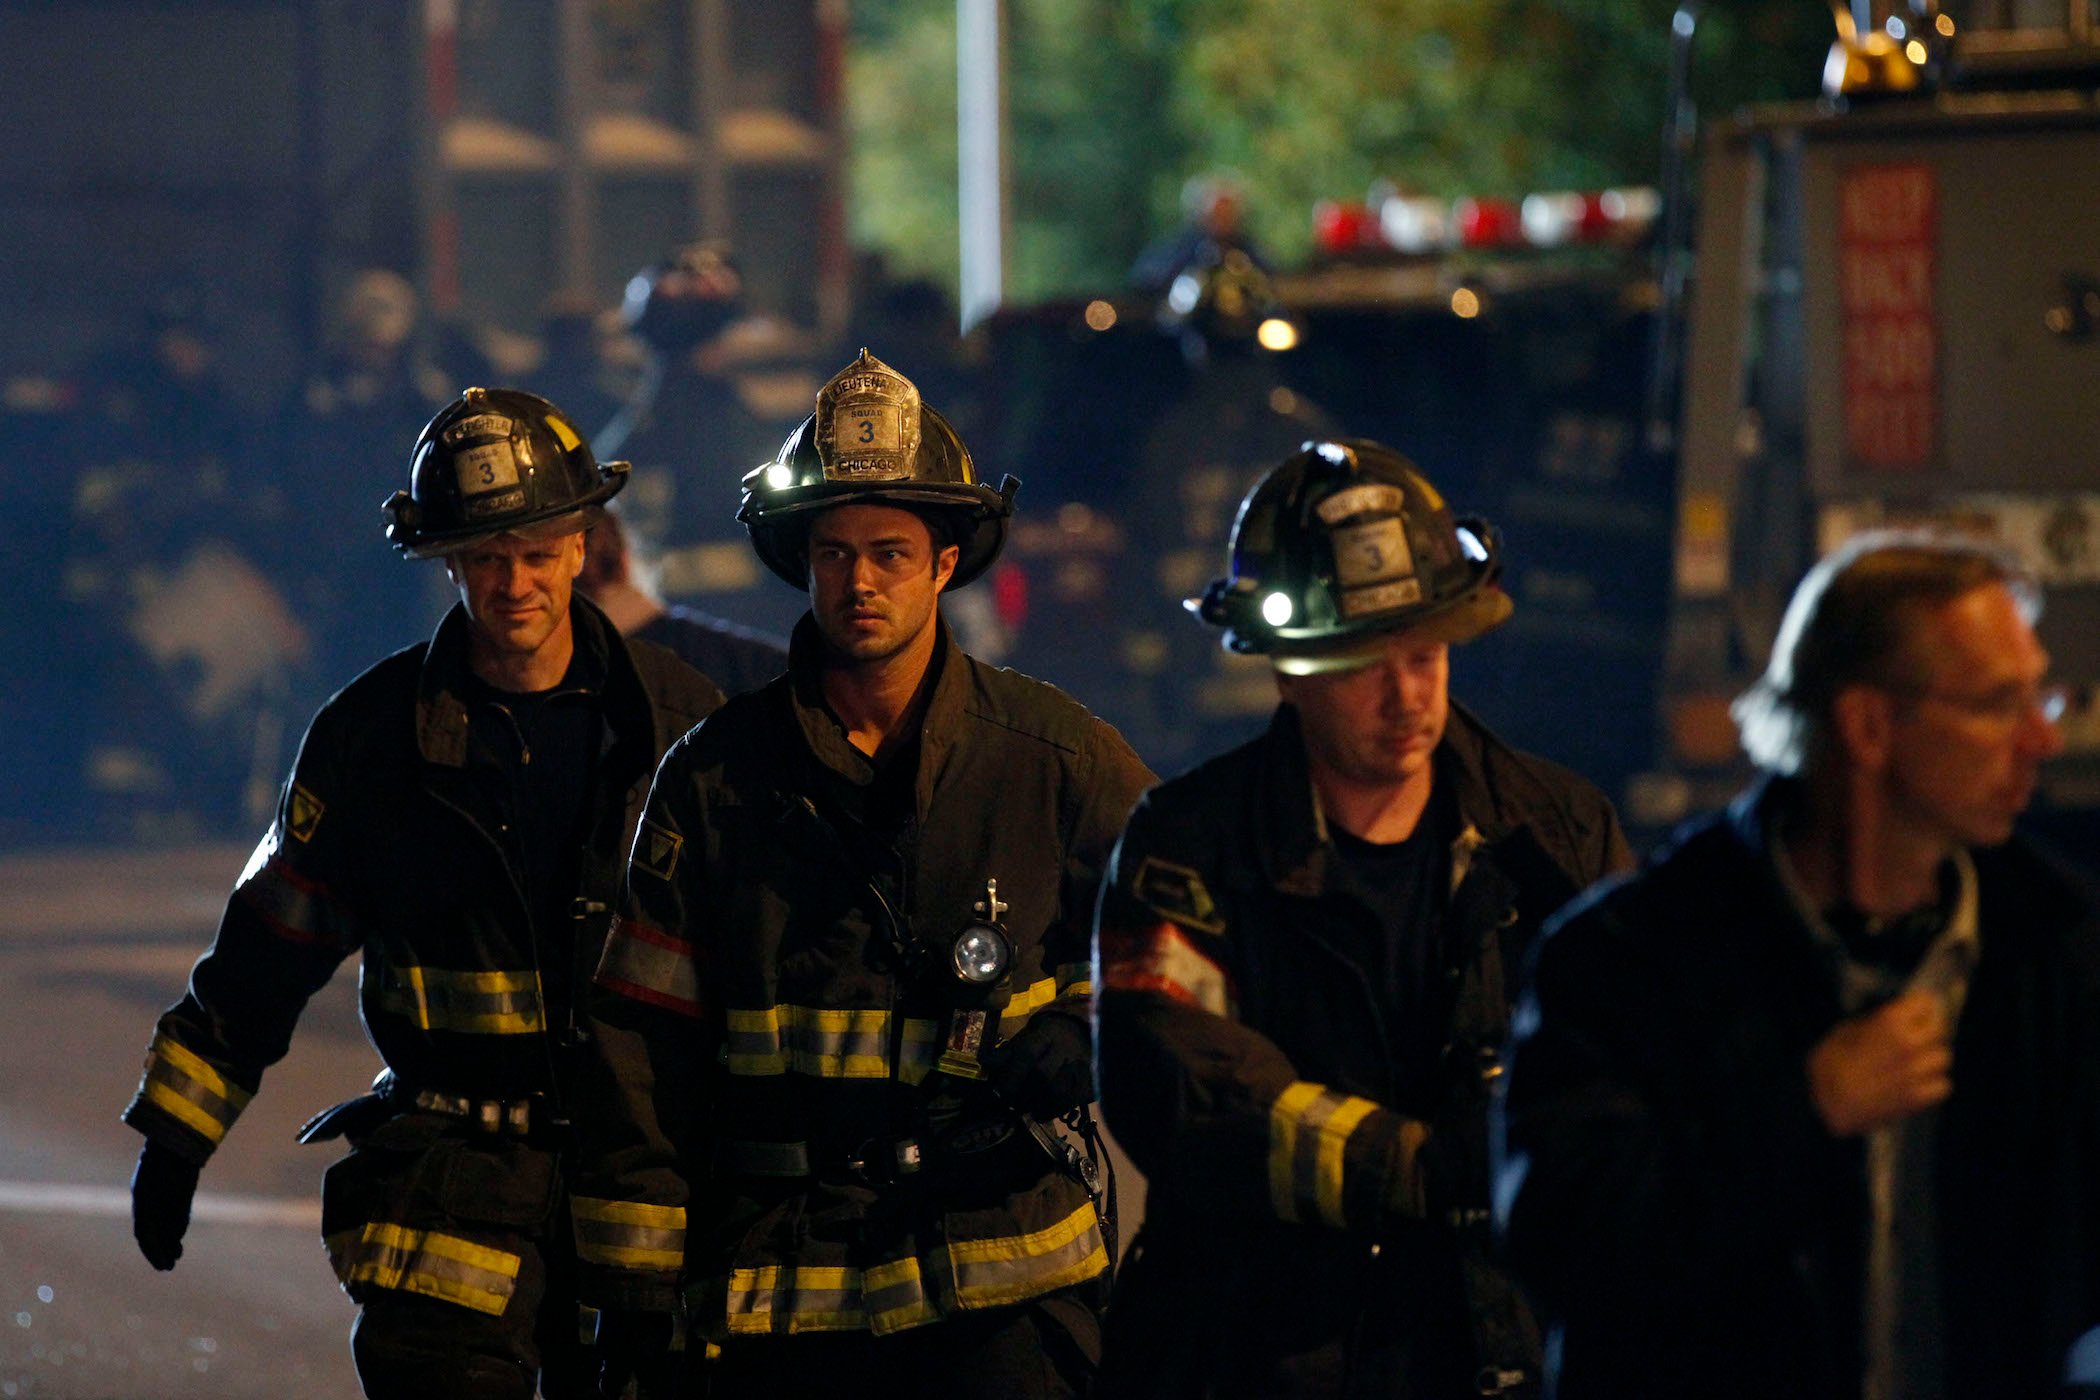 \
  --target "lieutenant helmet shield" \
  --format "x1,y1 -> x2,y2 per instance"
738,348 -> 1019,589
384,387 -> 629,559
1190,438 -> 1512,674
